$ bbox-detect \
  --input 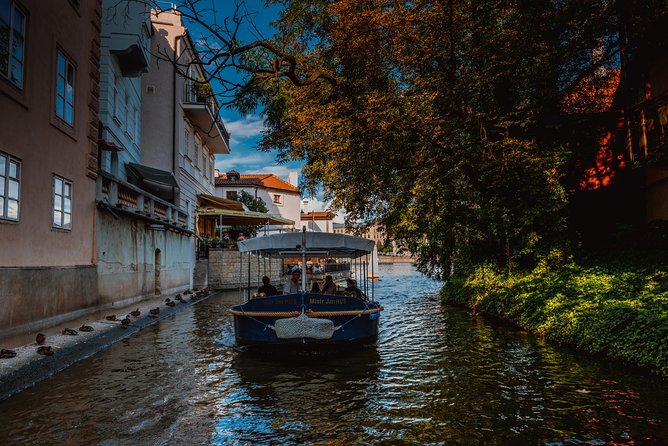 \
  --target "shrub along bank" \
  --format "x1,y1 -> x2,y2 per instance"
441,256 -> 668,377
